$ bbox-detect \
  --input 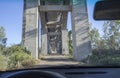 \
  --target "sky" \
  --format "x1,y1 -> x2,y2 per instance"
0,0 -> 104,46
87,0 -> 104,36
0,0 -> 23,46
